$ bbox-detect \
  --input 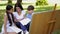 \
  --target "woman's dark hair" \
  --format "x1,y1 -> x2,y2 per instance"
27,5 -> 34,10
14,3 -> 23,12
6,5 -> 15,26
